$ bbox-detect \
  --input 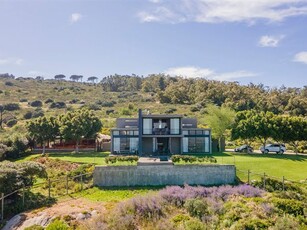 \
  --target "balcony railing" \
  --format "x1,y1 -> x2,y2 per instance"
142,128 -> 181,135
